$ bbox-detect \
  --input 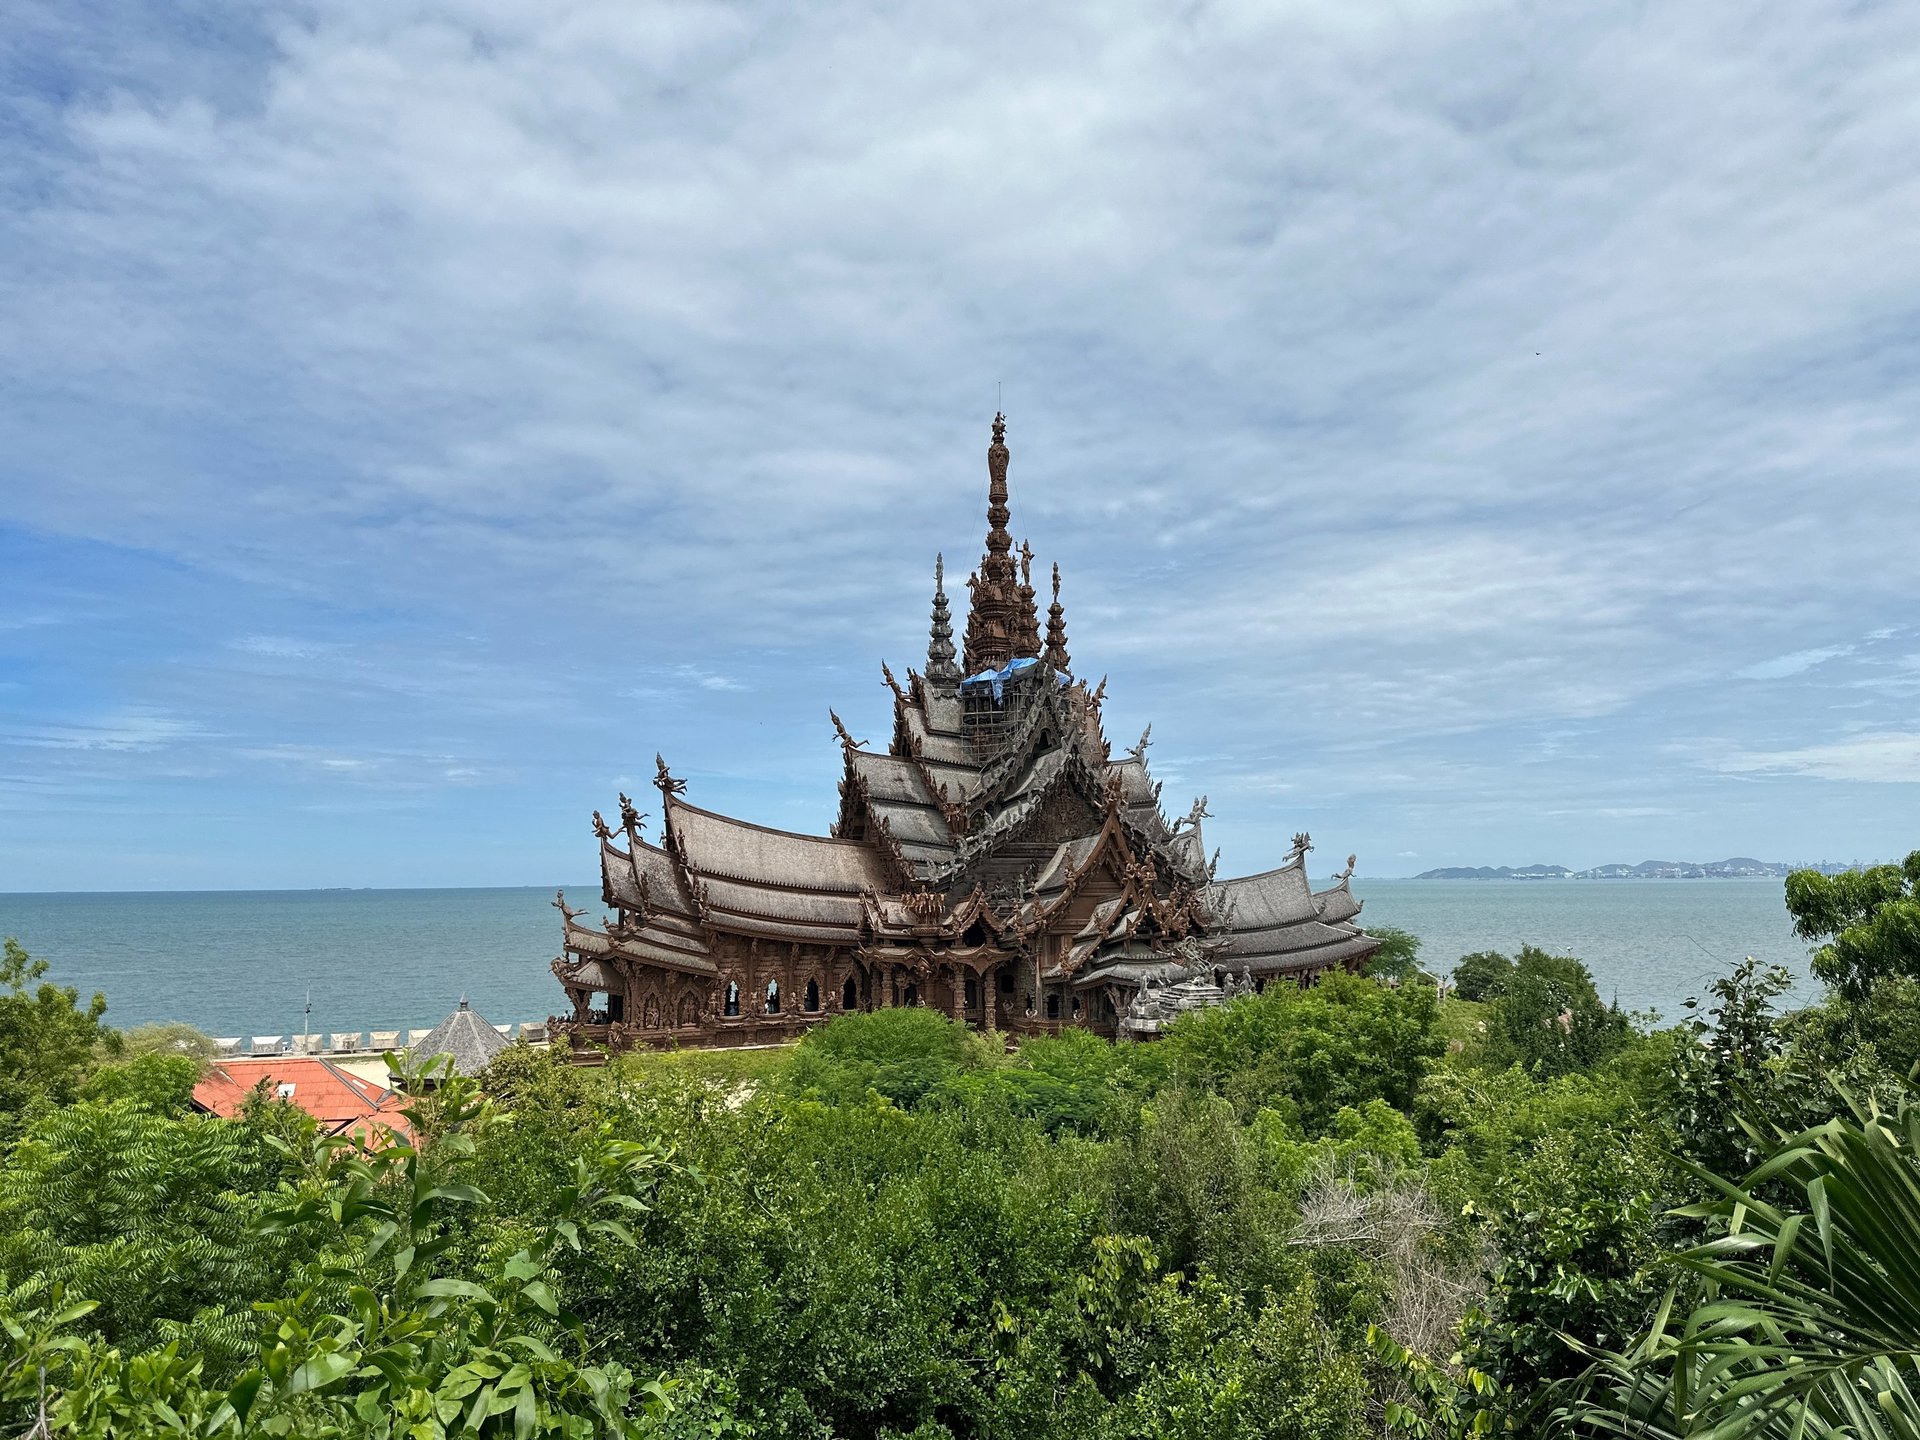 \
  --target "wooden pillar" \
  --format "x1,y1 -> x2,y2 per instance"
951,966 -> 966,1026
983,964 -> 997,1031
